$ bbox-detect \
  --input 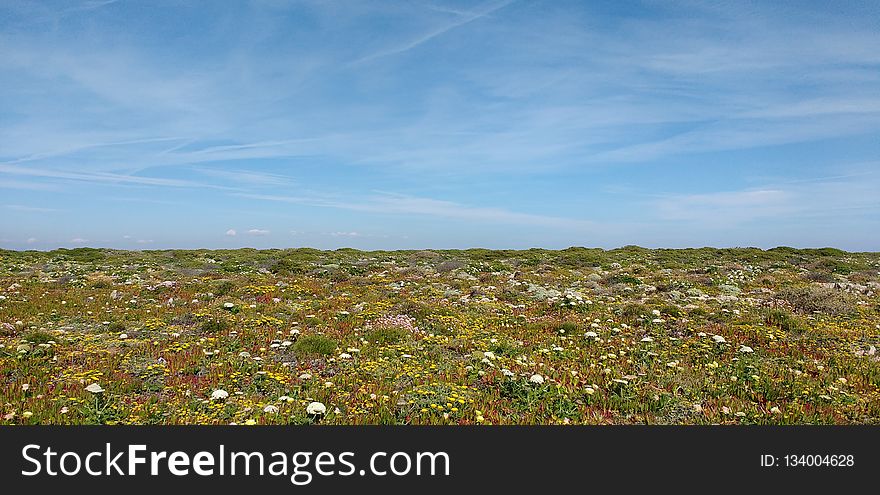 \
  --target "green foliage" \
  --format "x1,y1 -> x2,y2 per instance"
779,286 -> 857,316
604,274 -> 642,285
764,309 -> 806,334
107,321 -> 126,333
292,334 -> 338,357
22,330 -> 53,344
363,325 -> 408,345
214,280 -> 236,297
200,319 -> 230,334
